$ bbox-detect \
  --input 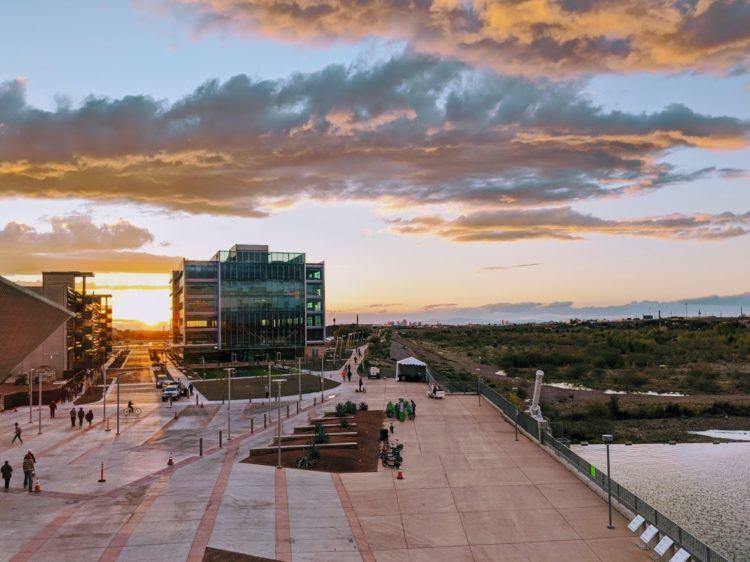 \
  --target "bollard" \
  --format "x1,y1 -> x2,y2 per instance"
314,397 -> 317,406
514,410 -> 519,442
249,394 -> 252,404
195,394 -> 198,406
296,402 -> 299,414
286,404 -> 290,418
219,430 -> 223,449
264,413 -> 267,428
98,461 -> 106,483
251,418 -> 254,434
199,437 -> 203,457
